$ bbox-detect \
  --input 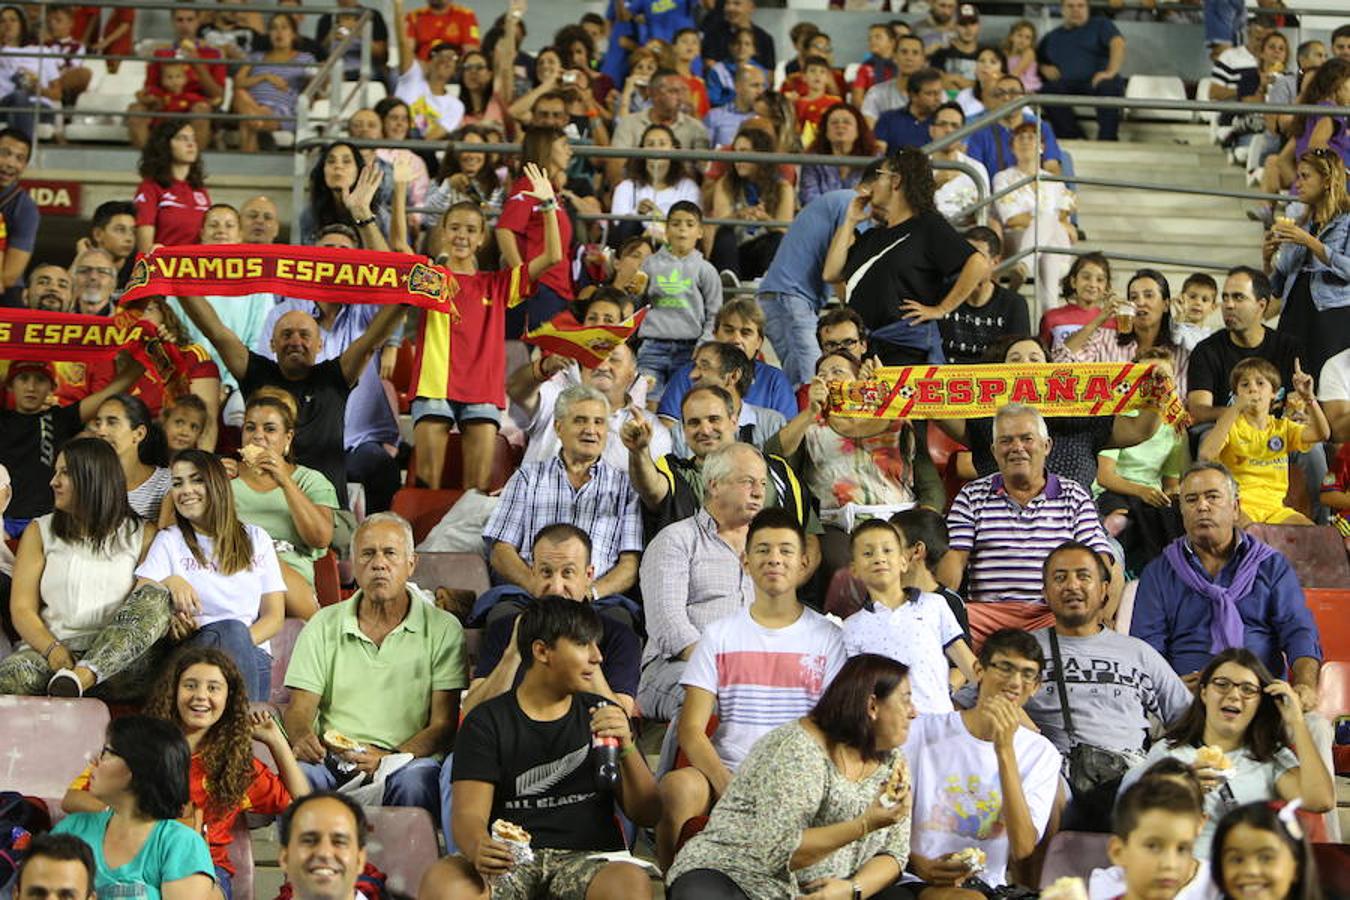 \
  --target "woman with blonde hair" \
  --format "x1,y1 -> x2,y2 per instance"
1266,147 -> 1350,378
230,388 -> 336,620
